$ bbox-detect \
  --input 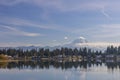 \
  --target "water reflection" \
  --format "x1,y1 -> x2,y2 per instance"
0,60 -> 120,71
1,61 -> 120,80
0,62 -> 8,68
